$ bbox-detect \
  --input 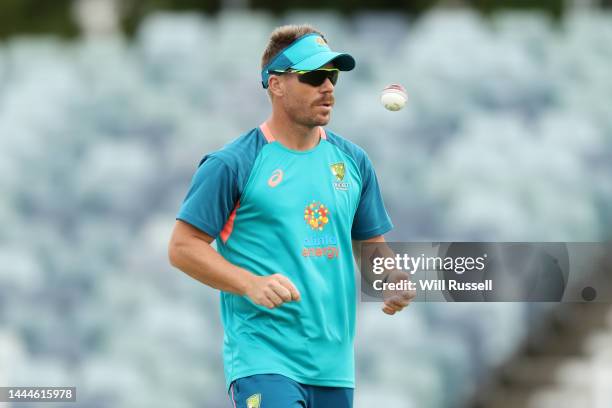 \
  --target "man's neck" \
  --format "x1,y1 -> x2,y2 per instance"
265,112 -> 321,151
